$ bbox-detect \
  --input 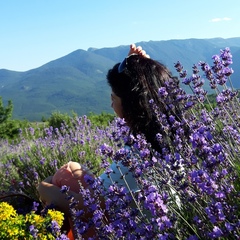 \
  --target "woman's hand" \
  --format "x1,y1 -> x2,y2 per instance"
37,176 -> 83,215
37,175 -> 94,216
128,43 -> 150,58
